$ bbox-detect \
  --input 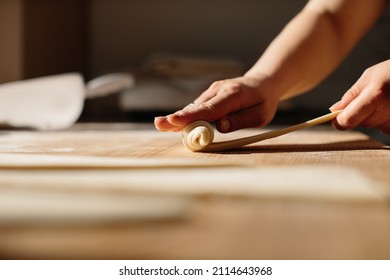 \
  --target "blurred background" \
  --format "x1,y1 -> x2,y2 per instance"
1,0 -> 389,143
1,0 -> 390,261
